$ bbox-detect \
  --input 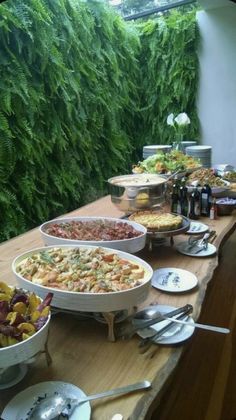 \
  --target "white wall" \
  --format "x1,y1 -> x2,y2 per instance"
197,5 -> 236,167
